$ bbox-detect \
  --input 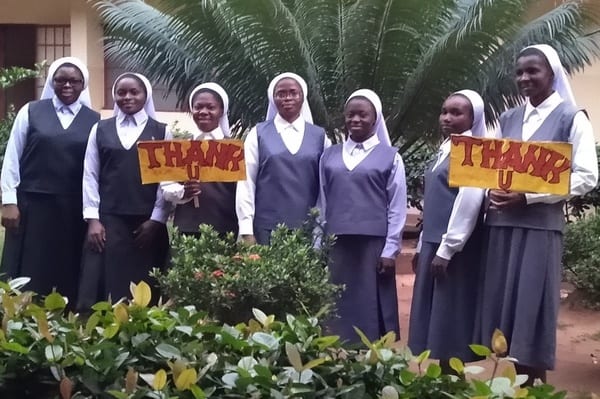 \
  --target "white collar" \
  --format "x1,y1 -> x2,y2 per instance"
523,91 -> 563,122
52,96 -> 81,114
344,133 -> 380,152
274,113 -> 305,133
193,126 -> 224,140
116,109 -> 148,126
